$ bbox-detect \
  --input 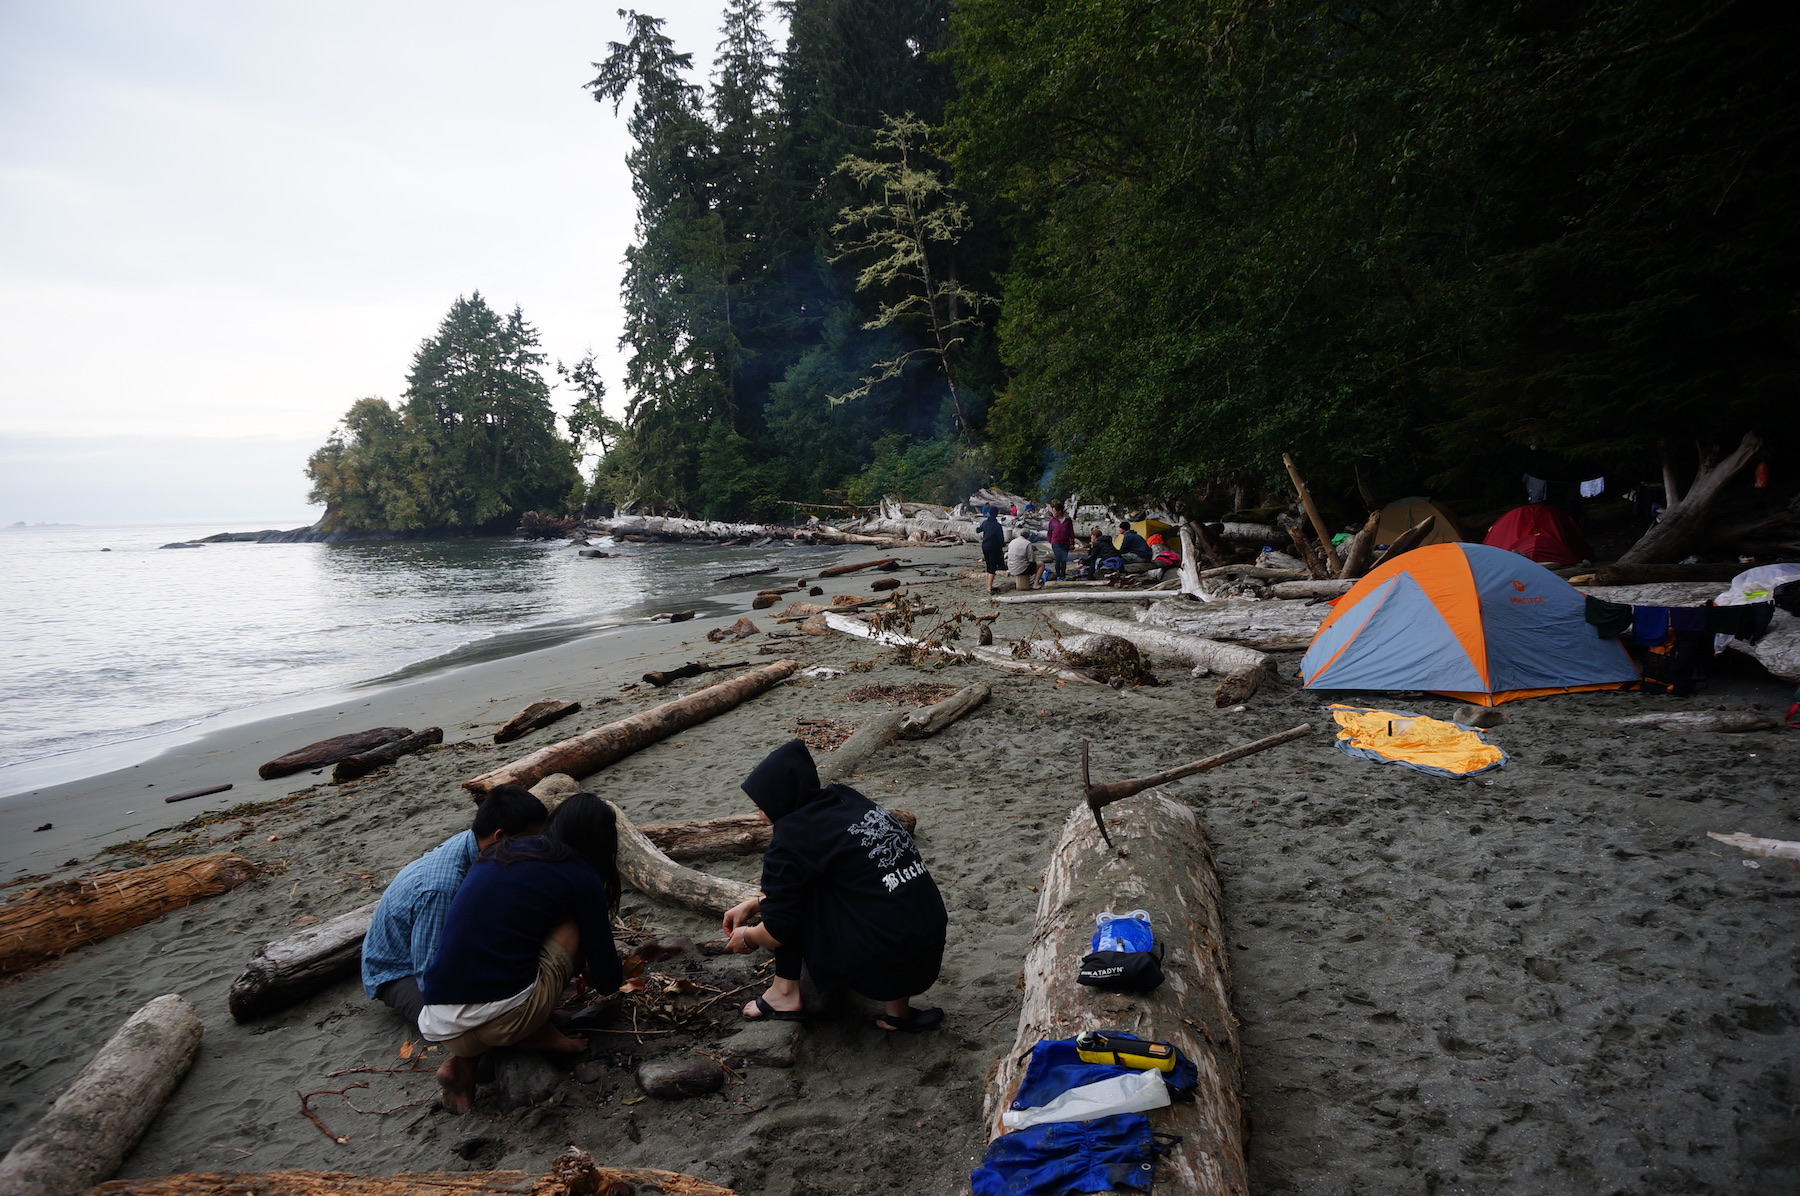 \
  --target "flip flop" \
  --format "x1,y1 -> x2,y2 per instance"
873,1007 -> 944,1033
743,995 -> 806,1023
